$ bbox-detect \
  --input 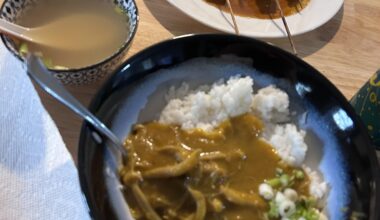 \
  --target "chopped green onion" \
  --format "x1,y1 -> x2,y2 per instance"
18,43 -> 28,56
304,197 -> 317,208
297,196 -> 317,210
289,207 -> 319,220
267,200 -> 280,219
275,168 -> 284,176
294,170 -> 305,180
280,174 -> 290,187
266,178 -> 281,188
286,198 -> 320,220
114,6 -> 124,15
42,57 -> 53,69
288,175 -> 295,187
